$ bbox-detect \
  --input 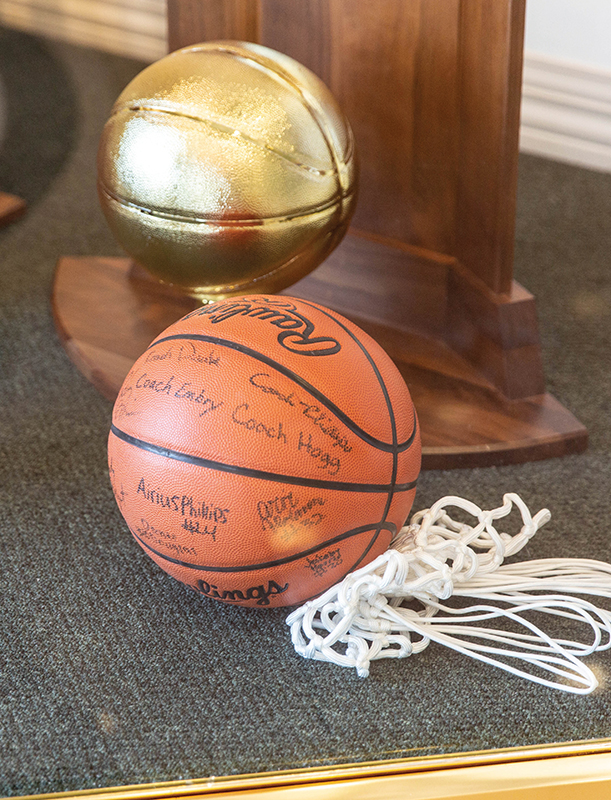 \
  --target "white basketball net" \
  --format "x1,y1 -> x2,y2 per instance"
287,494 -> 611,694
